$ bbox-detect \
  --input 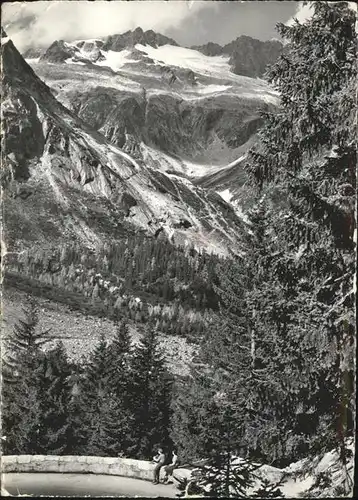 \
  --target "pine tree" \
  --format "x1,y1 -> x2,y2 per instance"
36,342 -> 75,454
105,321 -> 137,456
130,328 -> 174,458
243,1 -> 356,464
172,367 -> 264,497
107,321 -> 132,393
71,331 -> 138,457
2,298 -> 51,454
72,333 -> 112,455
